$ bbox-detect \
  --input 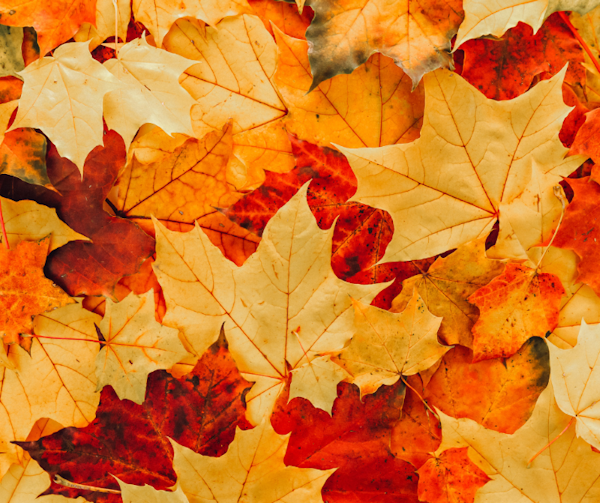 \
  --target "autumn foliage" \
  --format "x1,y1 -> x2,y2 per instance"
3,0 -> 600,502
